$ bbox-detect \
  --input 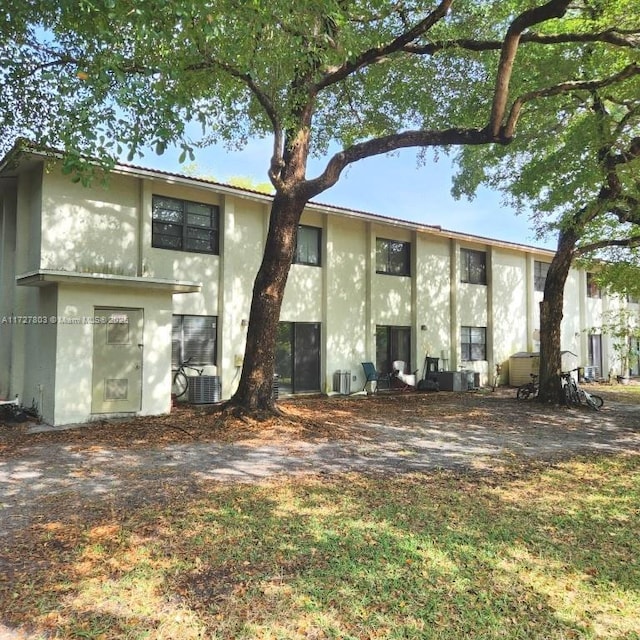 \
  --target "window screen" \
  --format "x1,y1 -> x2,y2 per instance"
376,238 -> 410,276
460,249 -> 486,285
534,261 -> 550,292
461,326 -> 486,361
153,195 -> 219,254
172,315 -> 217,367
294,225 -> 321,266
